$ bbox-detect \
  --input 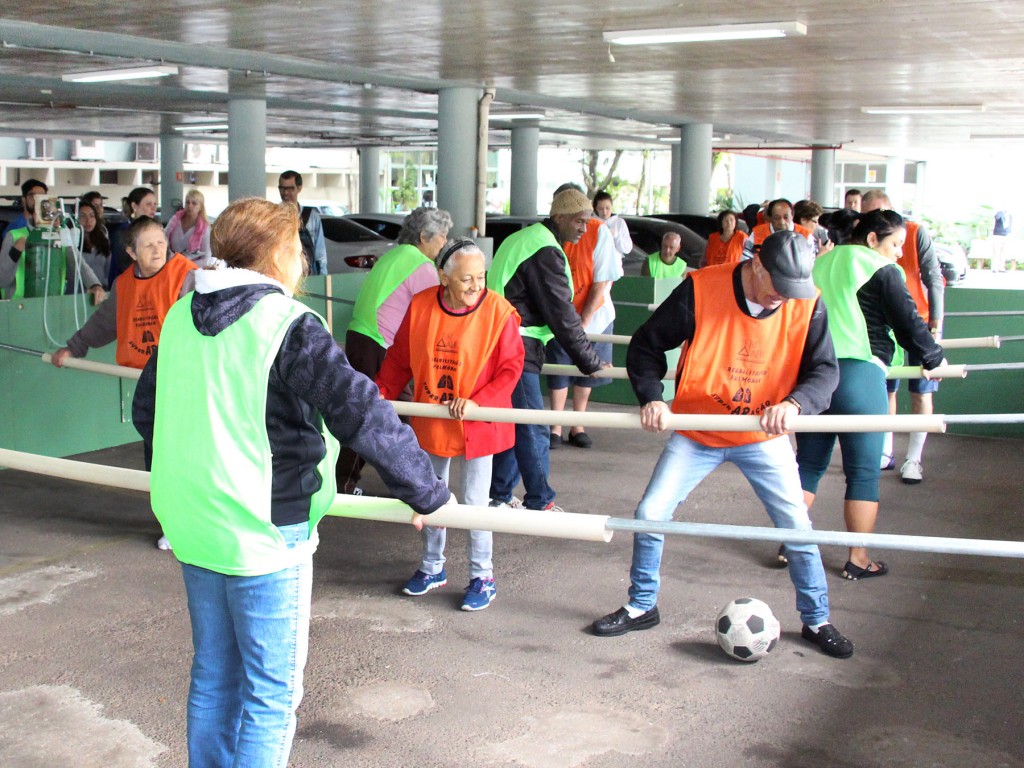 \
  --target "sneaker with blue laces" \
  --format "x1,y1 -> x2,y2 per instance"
402,569 -> 447,596
461,577 -> 496,611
